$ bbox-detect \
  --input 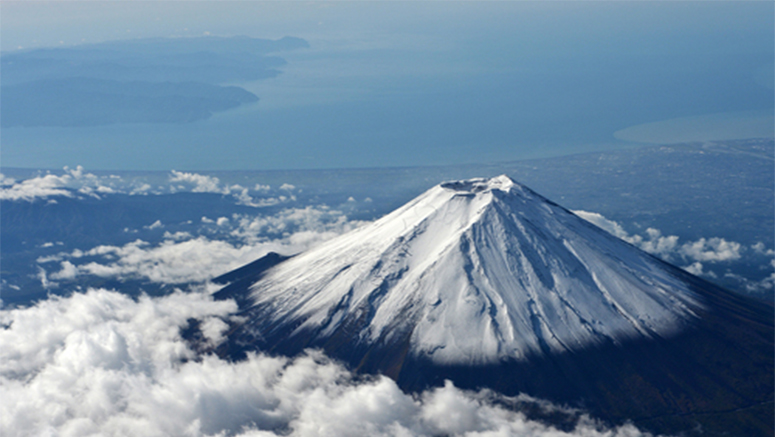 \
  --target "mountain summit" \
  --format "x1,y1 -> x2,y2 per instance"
215,176 -> 773,436
233,175 -> 701,363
